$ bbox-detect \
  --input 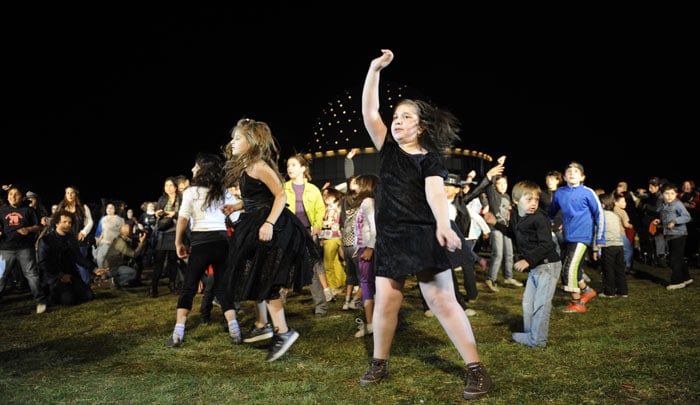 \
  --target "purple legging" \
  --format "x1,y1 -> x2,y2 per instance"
357,247 -> 376,301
